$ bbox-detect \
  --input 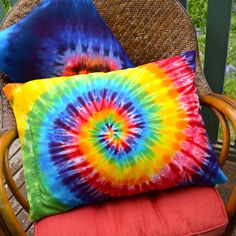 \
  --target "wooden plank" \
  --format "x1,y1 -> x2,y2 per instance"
9,139 -> 21,158
10,182 -> 27,214
7,180 -> 26,218
10,195 -> 23,215
17,209 -> 31,231
12,183 -> 33,235
26,224 -> 34,236
214,141 -> 236,162
203,0 -> 233,142
13,167 -> 25,188
6,167 -> 25,198
9,149 -> 23,176
217,161 -> 236,203
6,183 -> 27,229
